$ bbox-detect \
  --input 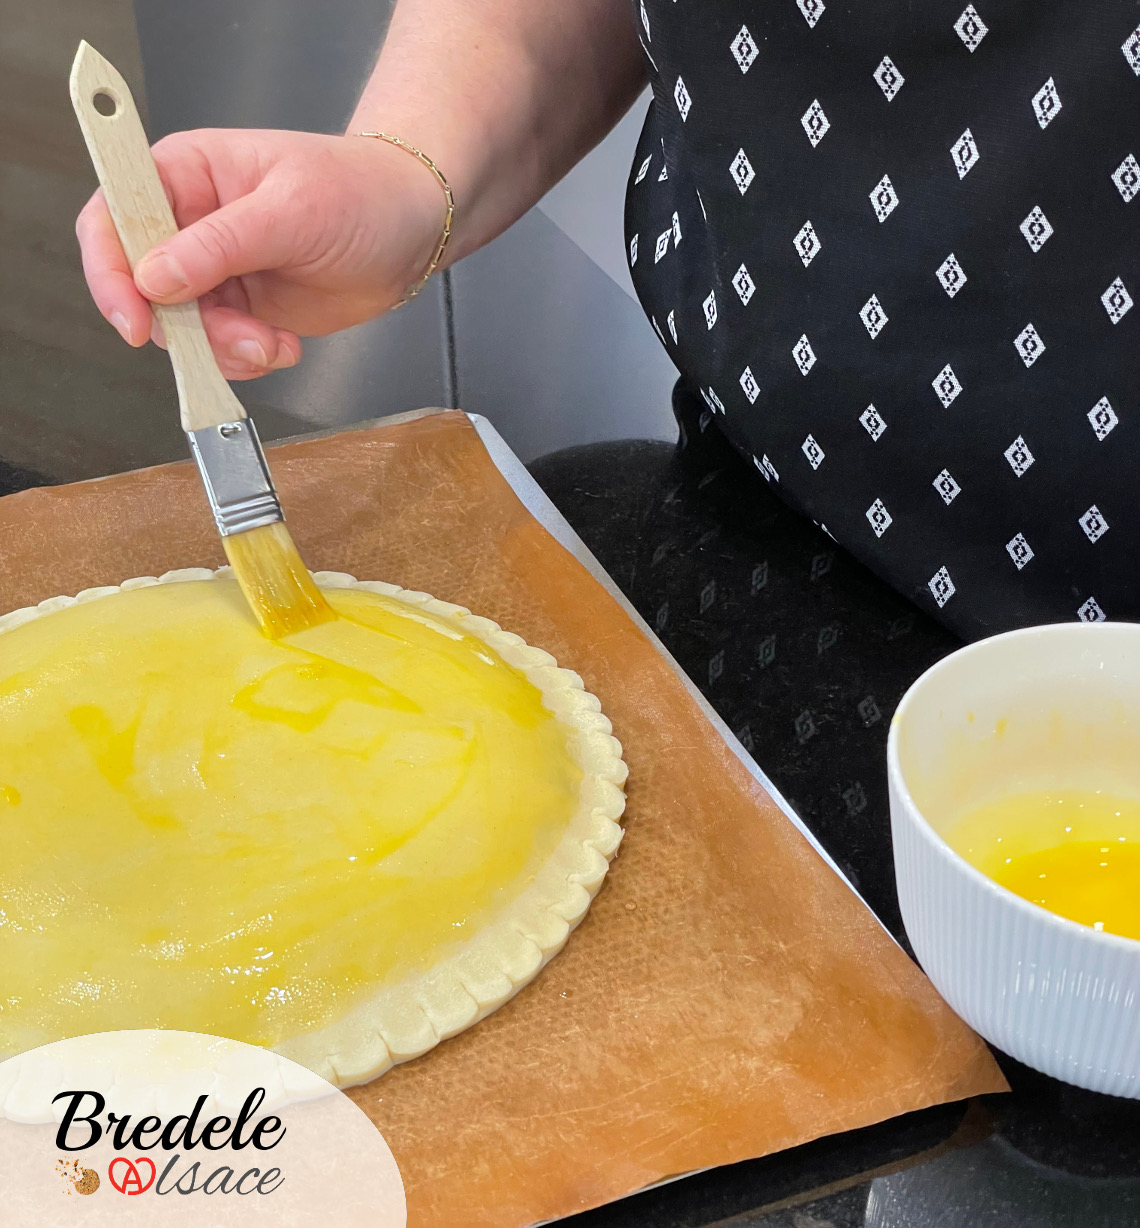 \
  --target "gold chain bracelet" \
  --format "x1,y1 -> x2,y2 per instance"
353,131 -> 455,308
